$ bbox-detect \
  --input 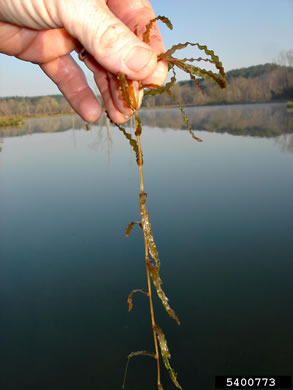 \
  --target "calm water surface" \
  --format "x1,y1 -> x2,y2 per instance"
0,104 -> 293,390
